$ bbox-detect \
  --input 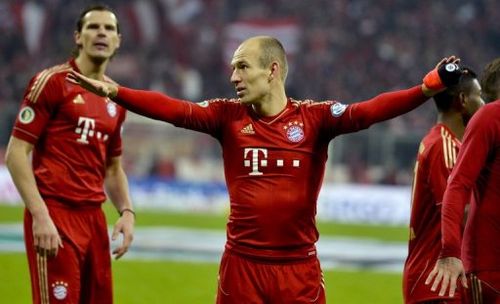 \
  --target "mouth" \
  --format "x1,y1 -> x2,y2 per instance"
93,42 -> 109,50
236,87 -> 245,97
